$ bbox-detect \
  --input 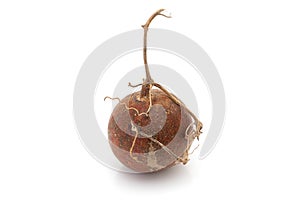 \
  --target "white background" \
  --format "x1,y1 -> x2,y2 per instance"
1,0 -> 299,199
